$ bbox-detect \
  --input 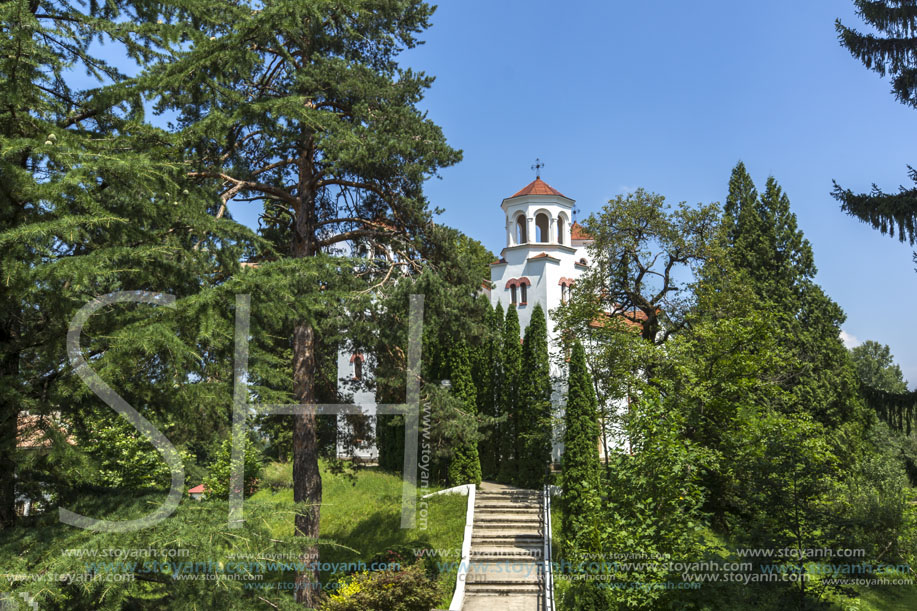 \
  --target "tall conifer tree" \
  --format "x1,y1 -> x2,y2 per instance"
478,303 -> 504,479
499,304 -> 522,482
0,1 -> 248,527
561,340 -> 601,549
723,163 -> 859,425
517,303 -> 553,488
147,2 -> 460,601
446,338 -> 482,485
